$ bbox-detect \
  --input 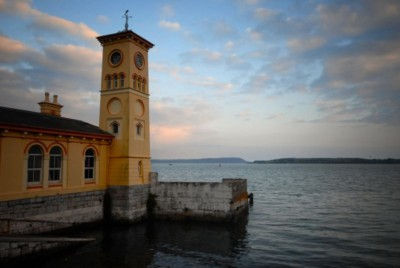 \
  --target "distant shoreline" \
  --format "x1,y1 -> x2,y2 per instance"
151,157 -> 400,164
253,158 -> 400,164
151,157 -> 248,164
